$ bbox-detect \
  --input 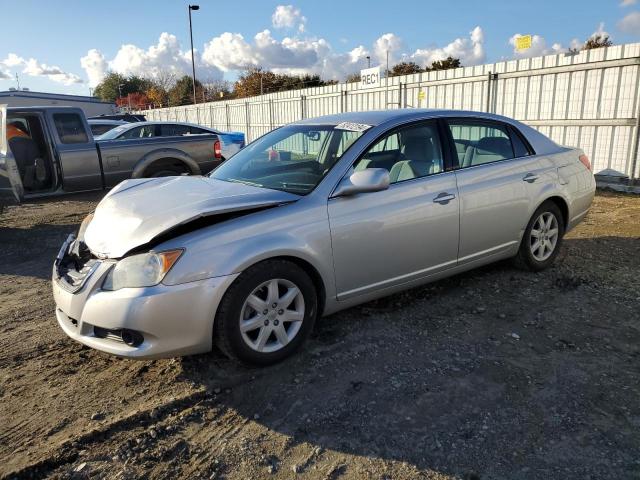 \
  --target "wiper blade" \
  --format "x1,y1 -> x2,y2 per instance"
226,178 -> 264,188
